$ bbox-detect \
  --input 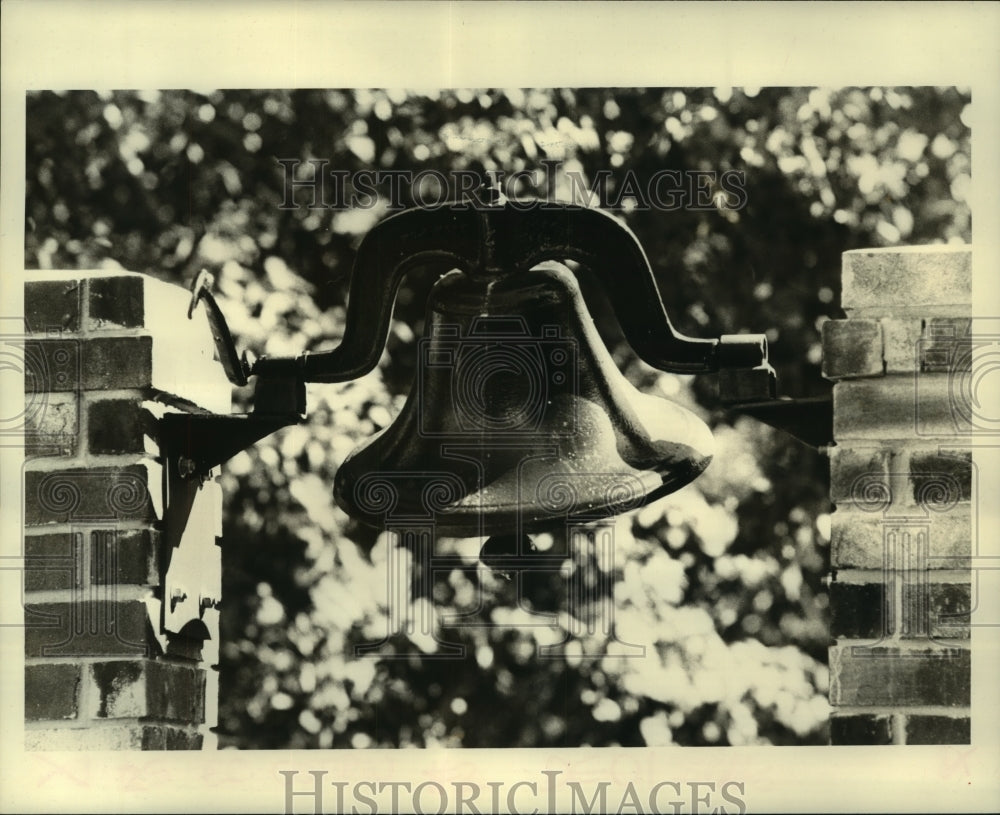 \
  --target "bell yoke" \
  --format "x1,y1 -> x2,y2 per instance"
246,198 -> 773,541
